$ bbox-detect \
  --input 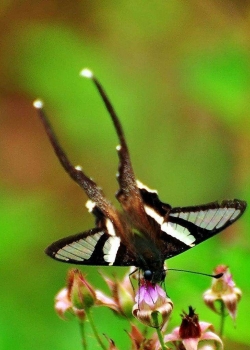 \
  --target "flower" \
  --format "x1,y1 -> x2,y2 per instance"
55,269 -> 96,320
69,269 -> 96,309
164,306 -> 223,350
203,265 -> 242,321
132,279 -> 173,328
96,268 -> 135,318
55,287 -> 82,319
